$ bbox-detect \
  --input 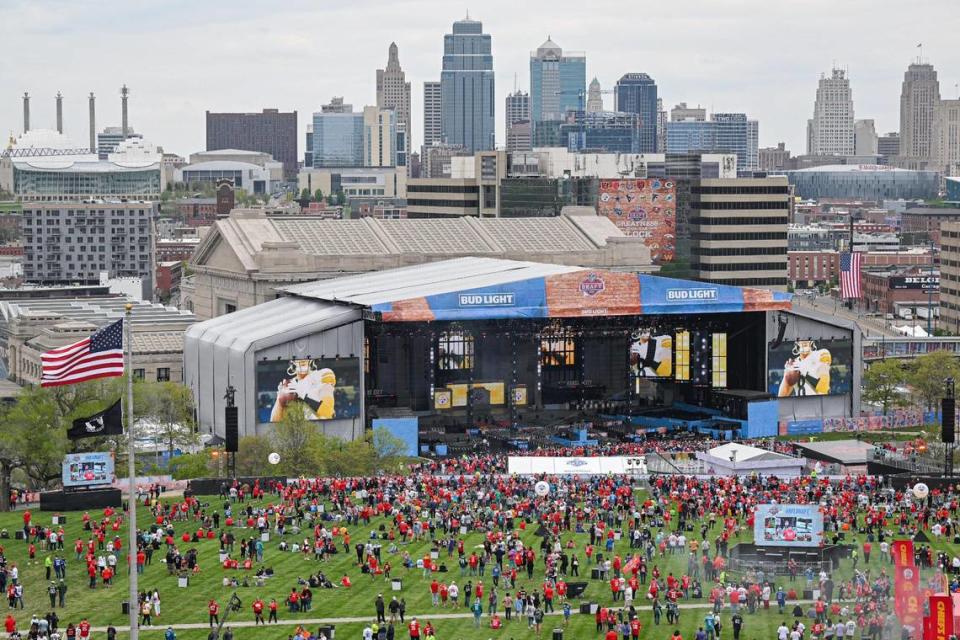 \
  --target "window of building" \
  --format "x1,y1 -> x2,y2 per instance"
711,333 -> 728,388
436,330 -> 474,371
674,330 -> 691,382
157,368 -> 170,382
133,369 -> 145,381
